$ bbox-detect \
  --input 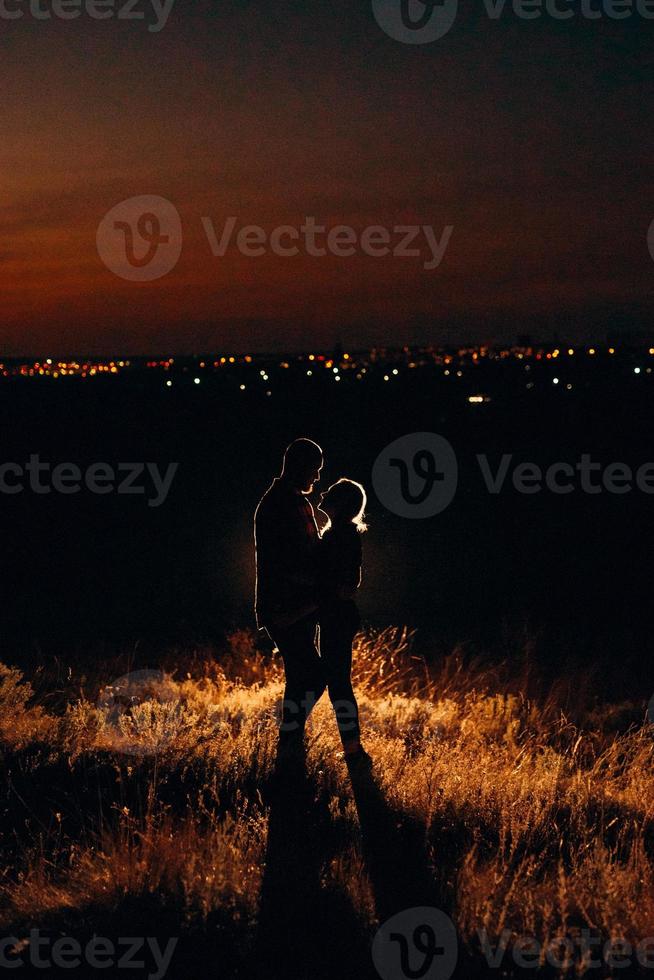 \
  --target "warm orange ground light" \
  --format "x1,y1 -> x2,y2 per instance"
1,629 -> 653,971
